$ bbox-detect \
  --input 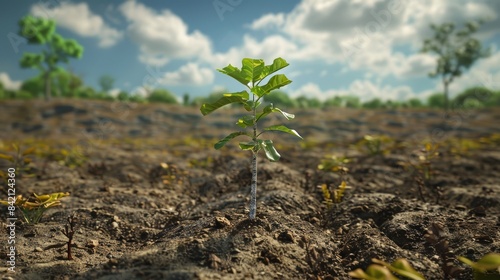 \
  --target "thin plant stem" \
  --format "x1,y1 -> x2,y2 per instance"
249,92 -> 257,219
